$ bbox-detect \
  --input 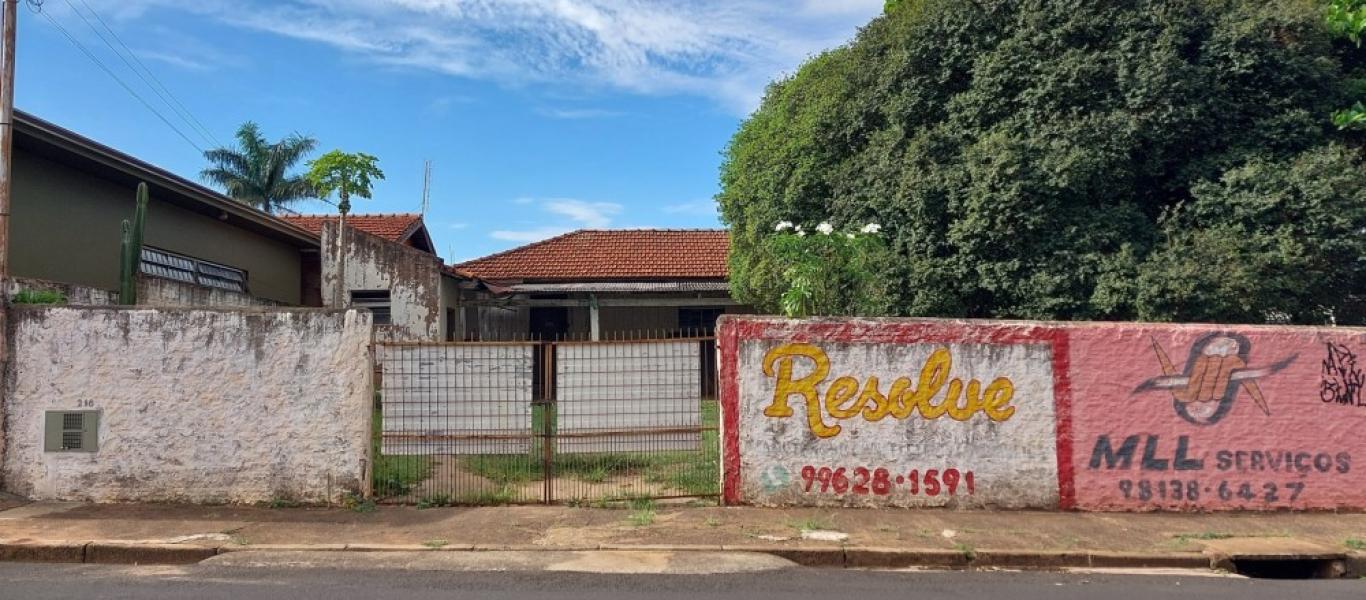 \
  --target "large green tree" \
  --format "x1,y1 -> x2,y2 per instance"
201,122 -> 318,214
719,0 -> 1366,325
